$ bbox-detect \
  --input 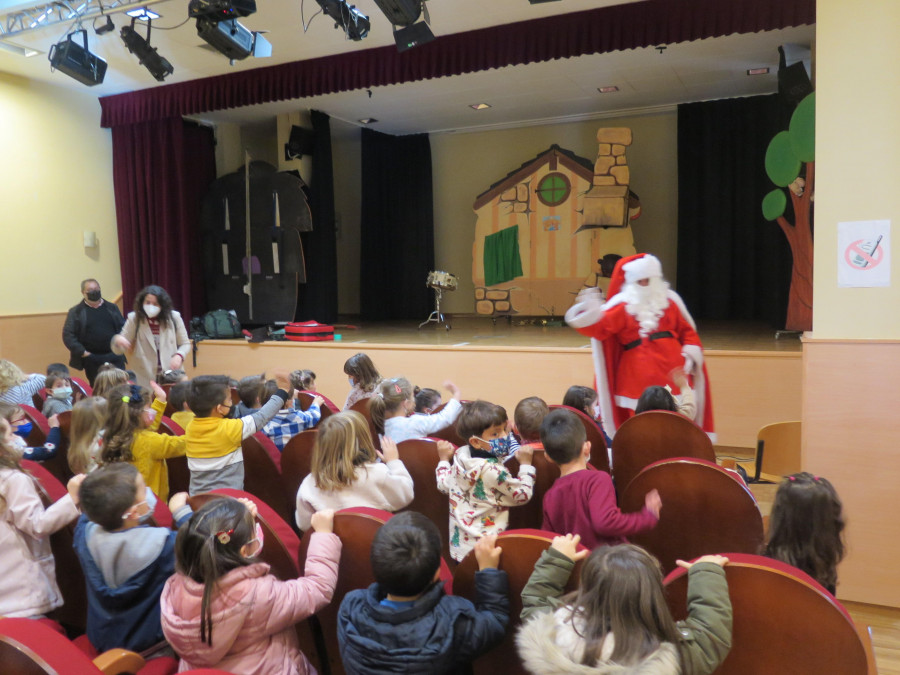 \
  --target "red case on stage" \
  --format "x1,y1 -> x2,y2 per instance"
285,321 -> 334,342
